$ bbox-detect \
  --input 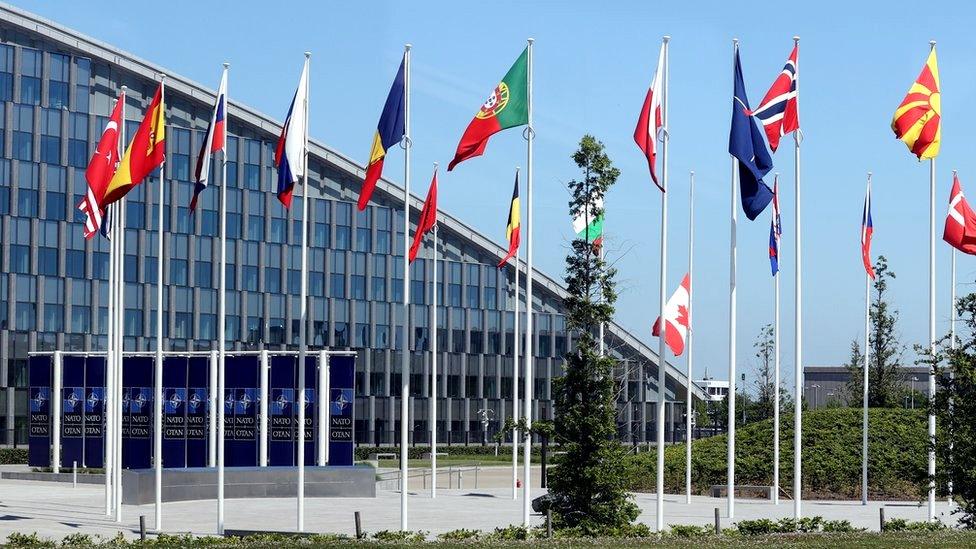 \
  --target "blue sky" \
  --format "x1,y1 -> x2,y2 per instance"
19,0 -> 976,389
